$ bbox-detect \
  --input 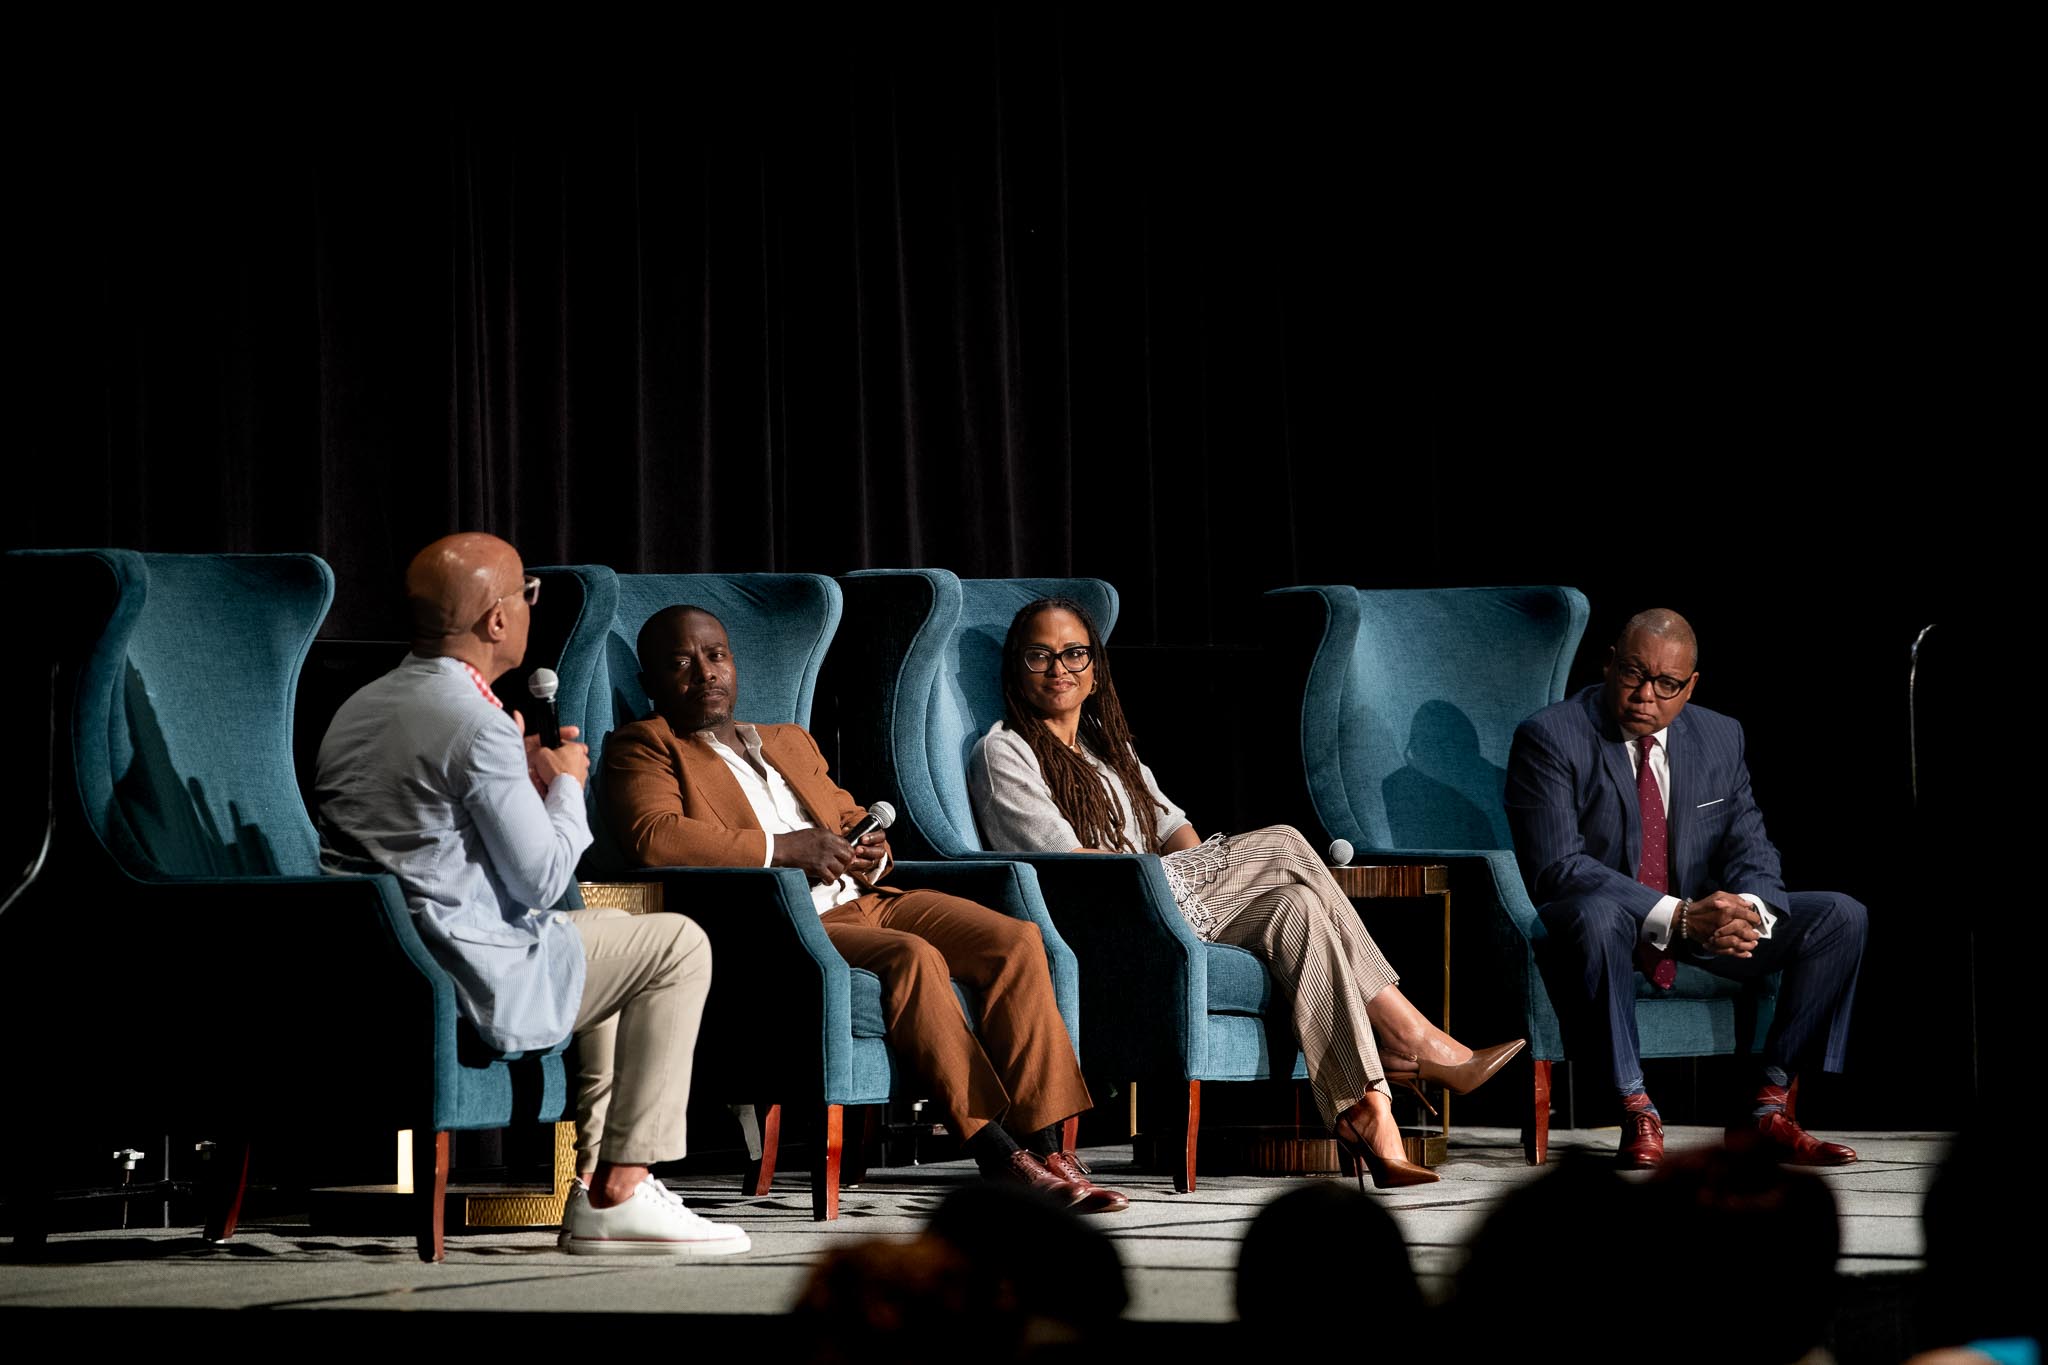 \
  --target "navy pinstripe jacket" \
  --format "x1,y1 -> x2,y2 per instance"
1505,685 -> 1788,924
